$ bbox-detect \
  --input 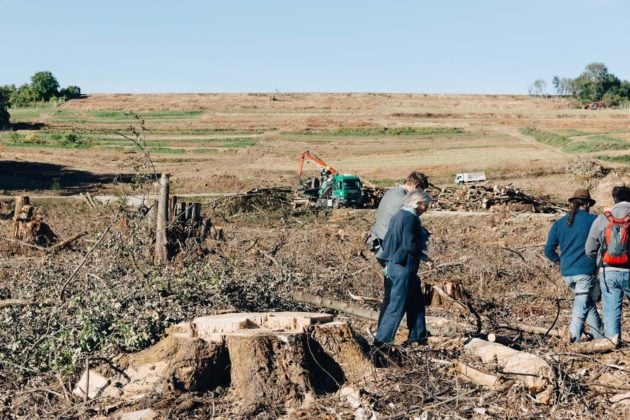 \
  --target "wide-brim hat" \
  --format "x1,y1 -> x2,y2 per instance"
568,188 -> 596,206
